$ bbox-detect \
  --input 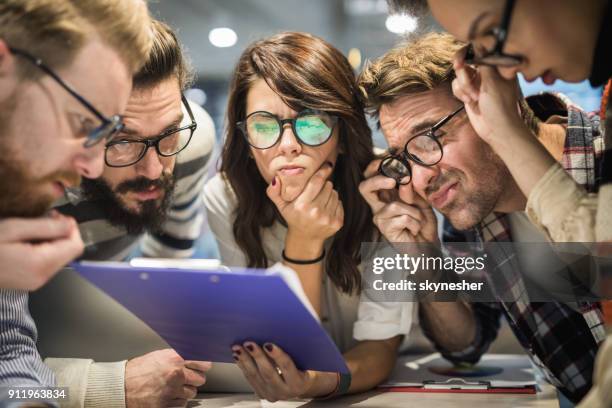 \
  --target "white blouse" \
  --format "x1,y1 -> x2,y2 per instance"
203,173 -> 413,352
